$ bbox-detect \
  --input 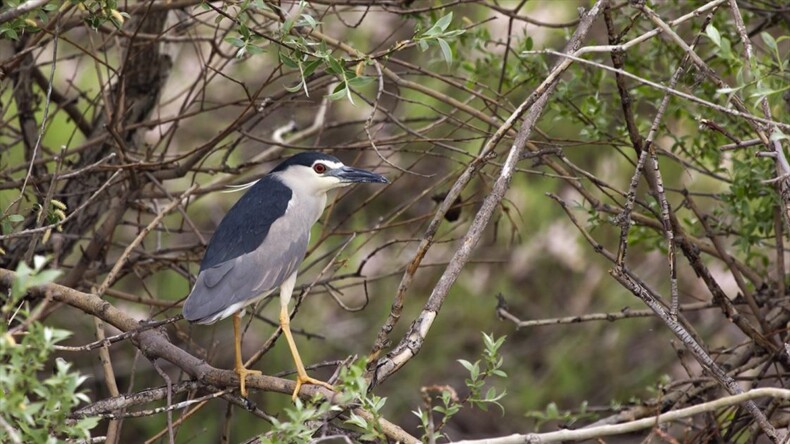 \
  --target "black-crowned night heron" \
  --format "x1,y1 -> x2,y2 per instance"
183,152 -> 388,398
